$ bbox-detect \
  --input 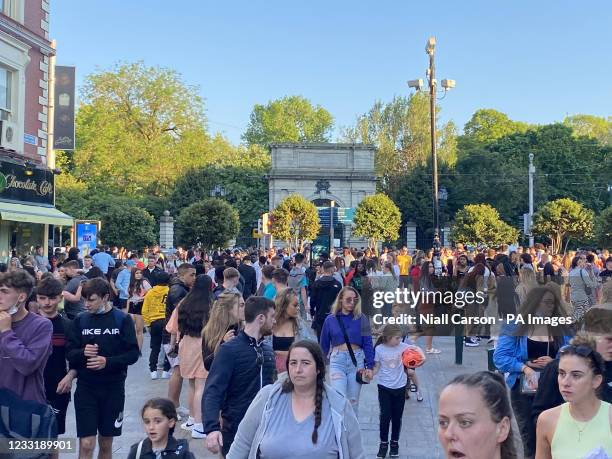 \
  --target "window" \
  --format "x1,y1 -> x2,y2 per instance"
1,0 -> 23,22
0,66 -> 12,121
